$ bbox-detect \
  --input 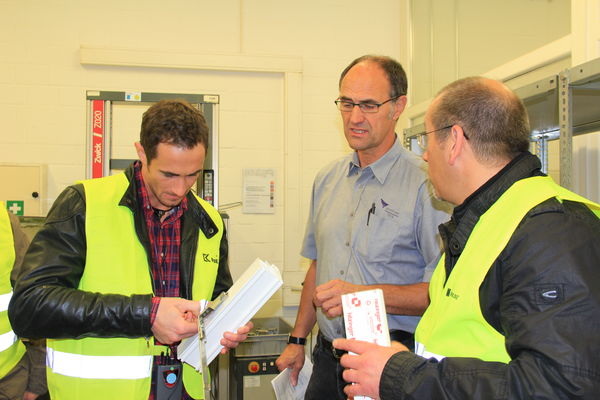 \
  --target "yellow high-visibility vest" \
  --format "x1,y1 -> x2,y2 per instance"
0,204 -> 26,377
416,176 -> 600,362
46,173 -> 223,399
